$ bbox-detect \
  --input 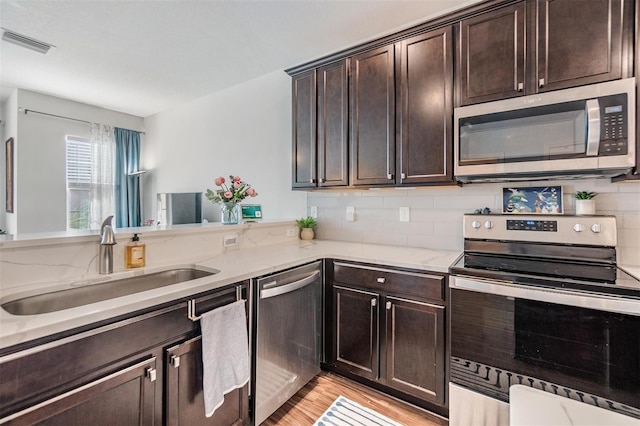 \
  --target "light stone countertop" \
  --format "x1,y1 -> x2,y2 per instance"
0,239 -> 461,352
